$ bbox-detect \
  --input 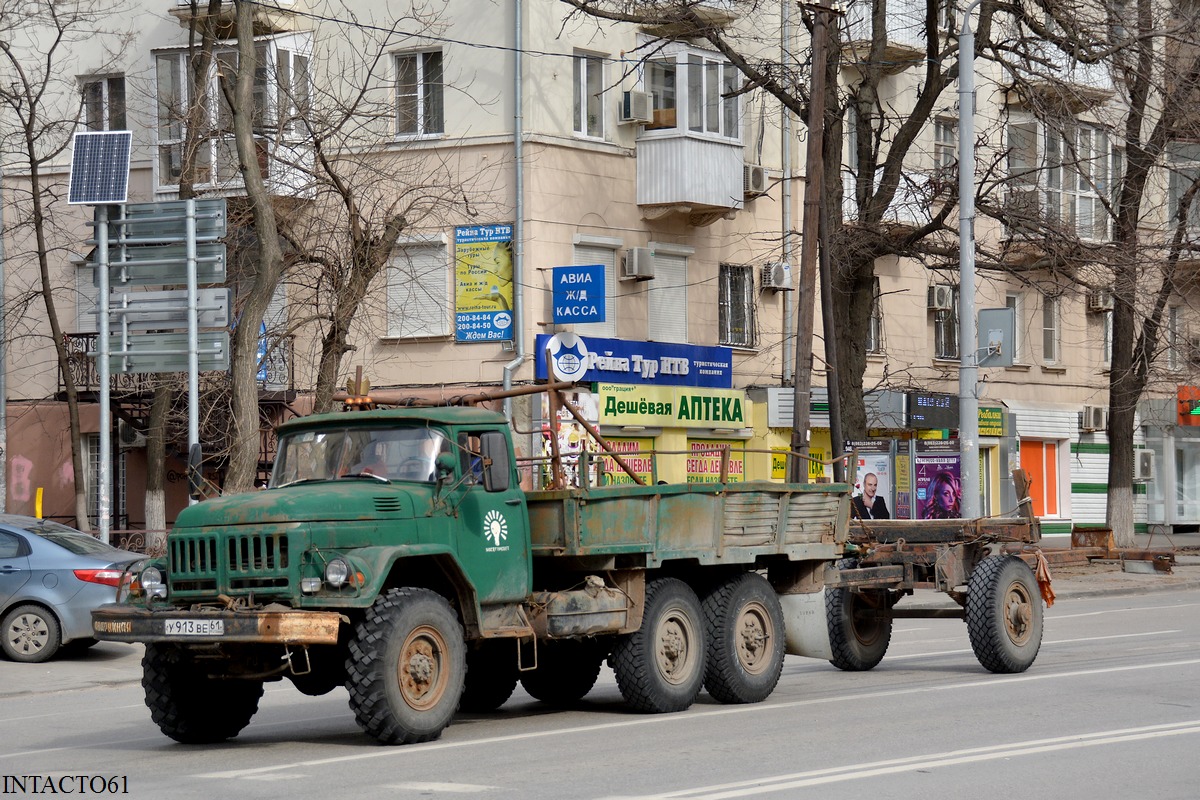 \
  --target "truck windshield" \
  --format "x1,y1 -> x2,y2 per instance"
270,427 -> 451,487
